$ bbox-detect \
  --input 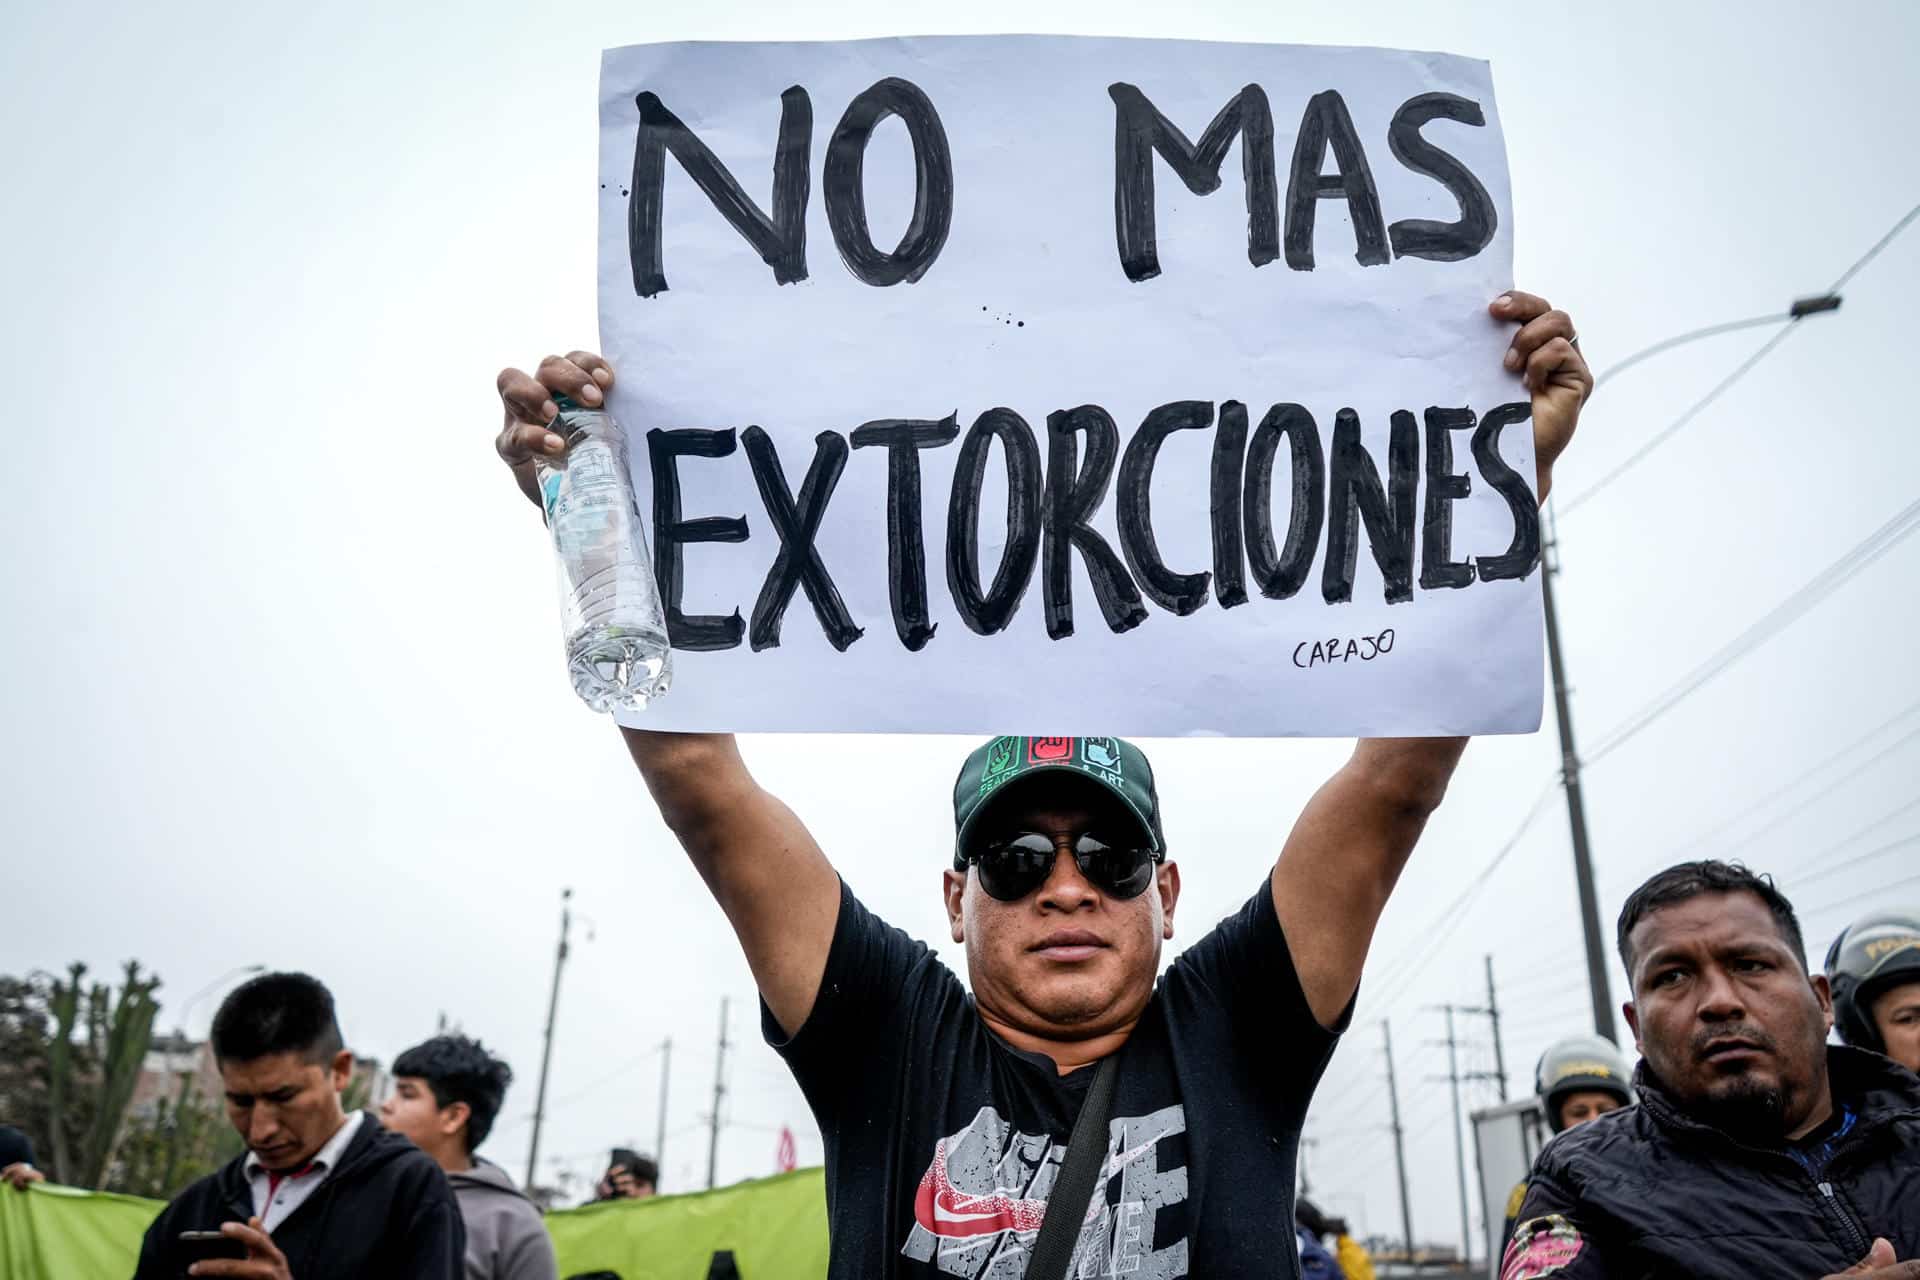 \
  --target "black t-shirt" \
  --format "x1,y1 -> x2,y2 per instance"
763,877 -> 1344,1278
